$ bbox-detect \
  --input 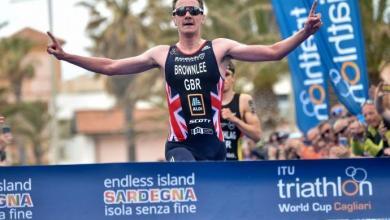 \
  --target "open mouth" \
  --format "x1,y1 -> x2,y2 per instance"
183,20 -> 194,26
